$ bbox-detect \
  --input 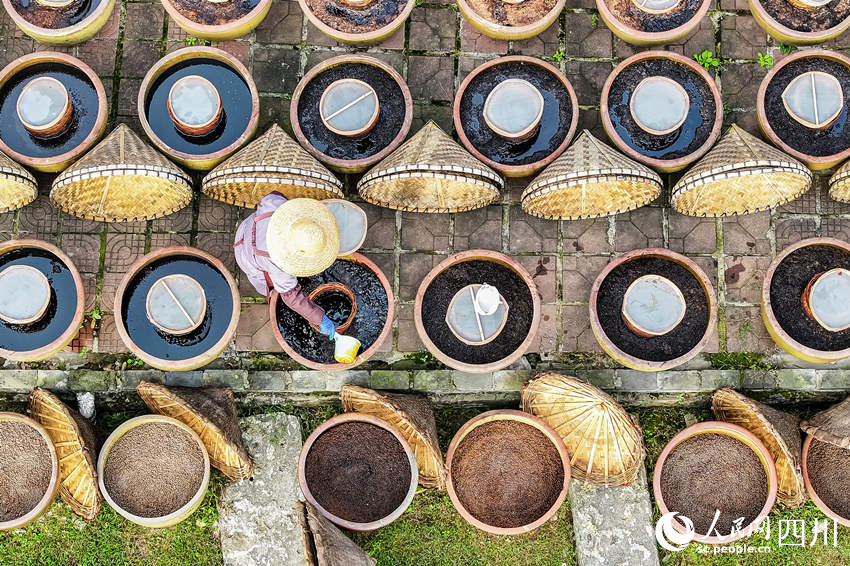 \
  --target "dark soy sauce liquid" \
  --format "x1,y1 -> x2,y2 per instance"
0,249 -> 77,352
121,256 -> 234,361
144,58 -> 253,155
13,0 -> 100,28
0,62 -> 99,159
